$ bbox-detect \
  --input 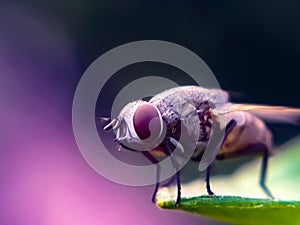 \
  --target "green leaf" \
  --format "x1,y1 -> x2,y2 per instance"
159,196 -> 300,225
